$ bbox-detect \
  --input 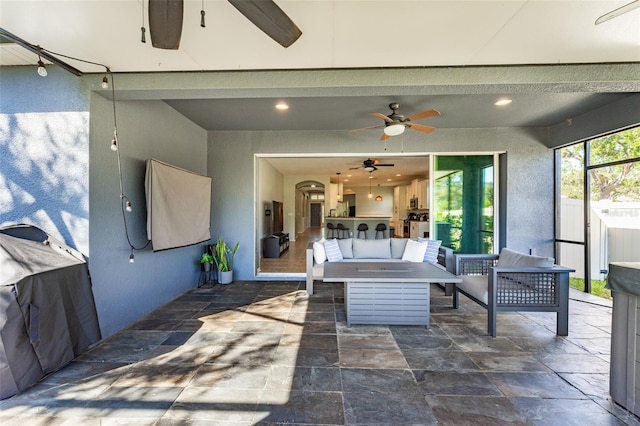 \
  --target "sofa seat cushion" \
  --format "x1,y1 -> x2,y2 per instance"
458,275 -> 488,304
